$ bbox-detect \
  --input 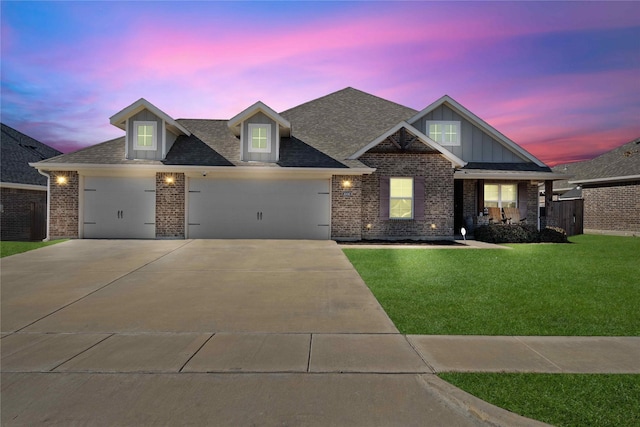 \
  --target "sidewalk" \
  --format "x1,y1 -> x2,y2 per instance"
408,335 -> 640,373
